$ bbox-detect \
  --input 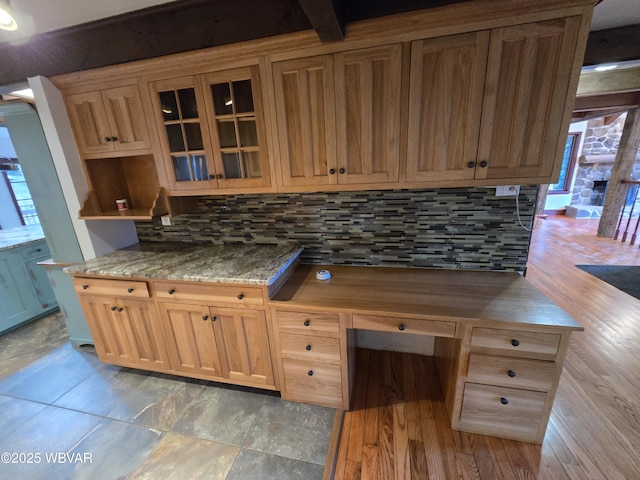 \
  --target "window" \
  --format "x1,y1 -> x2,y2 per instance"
550,133 -> 581,194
